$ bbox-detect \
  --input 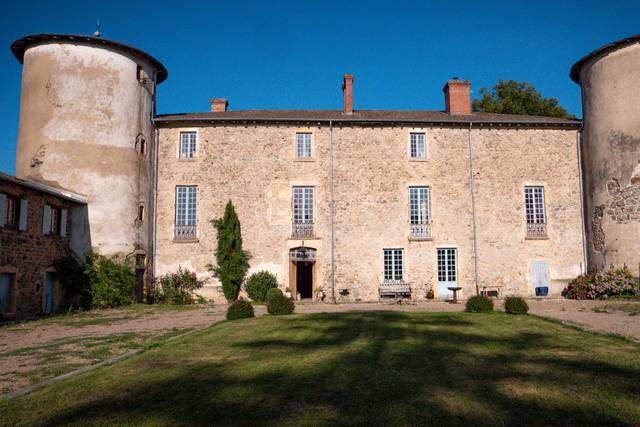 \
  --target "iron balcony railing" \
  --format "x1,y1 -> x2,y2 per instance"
527,222 -> 547,238
292,222 -> 314,238
409,223 -> 432,240
174,224 -> 197,241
